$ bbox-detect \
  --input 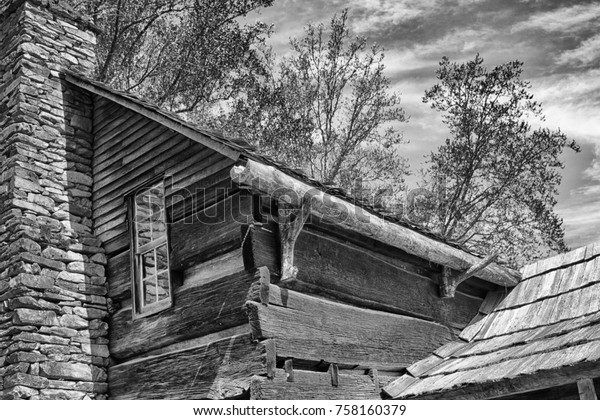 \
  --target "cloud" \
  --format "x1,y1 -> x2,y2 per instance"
531,68 -> 600,142
511,2 -> 600,33
556,33 -> 600,67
